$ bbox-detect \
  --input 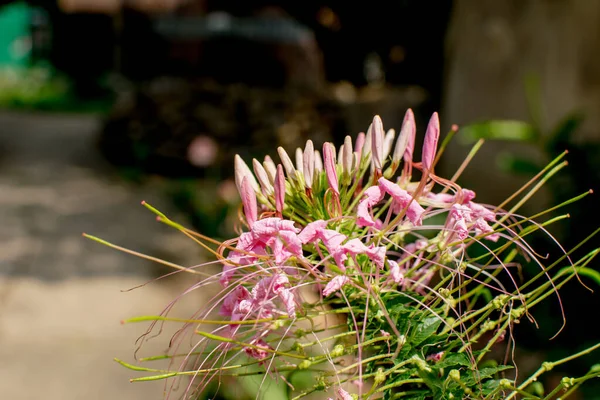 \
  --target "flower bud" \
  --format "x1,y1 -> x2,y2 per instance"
277,146 -> 297,182
402,108 -> 416,164
422,112 -> 440,171
241,177 -> 257,227
303,140 -> 315,188
371,115 -> 385,171
234,154 -> 259,194
252,159 -> 273,196
323,142 -> 339,195
263,155 -> 277,183
274,164 -> 285,215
